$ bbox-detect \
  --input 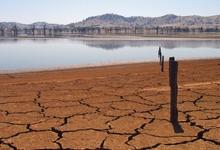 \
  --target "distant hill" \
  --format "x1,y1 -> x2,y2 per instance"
72,13 -> 220,28
1,14 -> 220,29
1,14 -> 220,37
